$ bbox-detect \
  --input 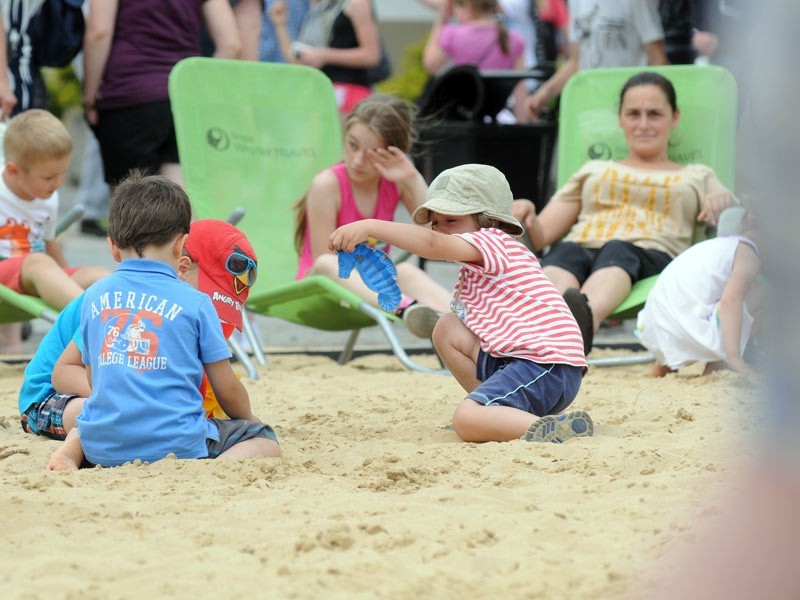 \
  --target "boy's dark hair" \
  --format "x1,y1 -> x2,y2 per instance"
108,171 -> 192,257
